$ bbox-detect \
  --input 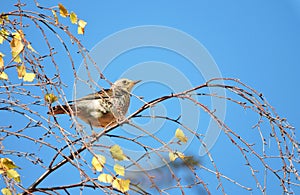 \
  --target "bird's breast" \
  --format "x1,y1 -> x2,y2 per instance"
73,94 -> 130,127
